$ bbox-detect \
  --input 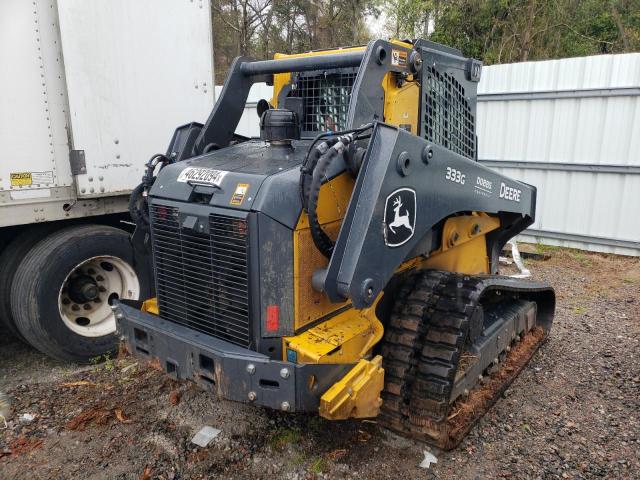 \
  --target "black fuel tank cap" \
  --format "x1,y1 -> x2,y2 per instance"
260,109 -> 300,142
